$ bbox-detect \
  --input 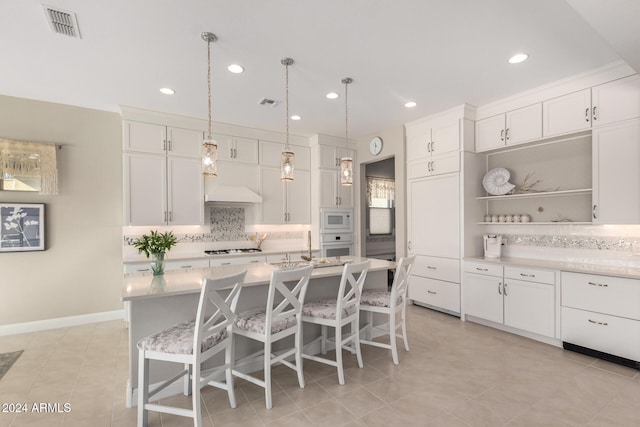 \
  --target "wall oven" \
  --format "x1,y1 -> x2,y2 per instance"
320,208 -> 353,232
320,232 -> 354,258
